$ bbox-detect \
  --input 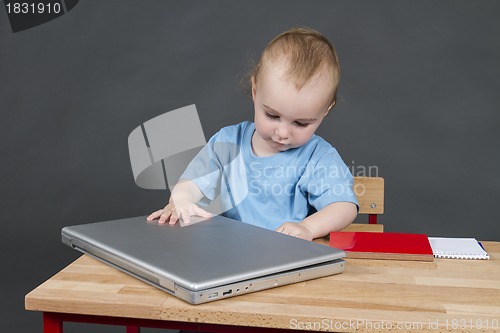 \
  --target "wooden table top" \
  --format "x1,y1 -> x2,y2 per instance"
26,241 -> 500,332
